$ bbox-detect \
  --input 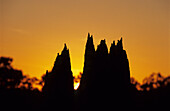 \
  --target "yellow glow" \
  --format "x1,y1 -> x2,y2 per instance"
0,0 -> 169,84
74,82 -> 80,90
